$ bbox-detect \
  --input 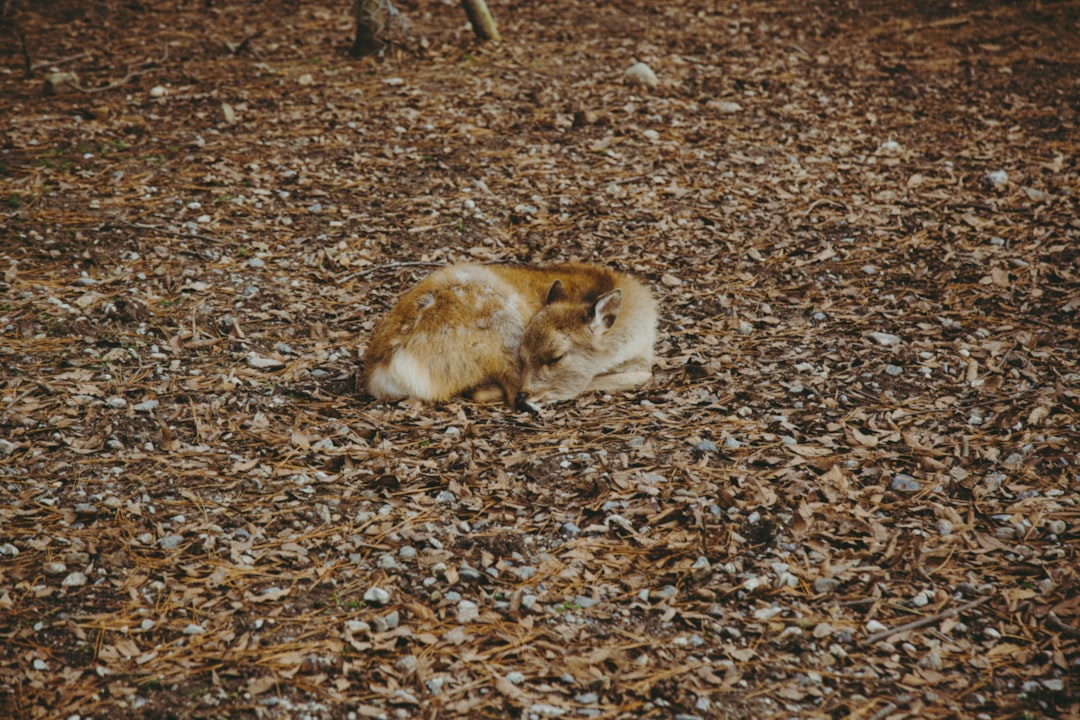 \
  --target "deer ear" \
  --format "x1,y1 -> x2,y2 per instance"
590,289 -> 622,333
545,280 -> 569,304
